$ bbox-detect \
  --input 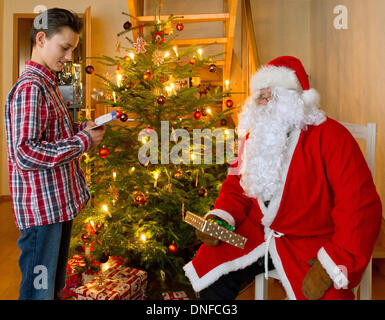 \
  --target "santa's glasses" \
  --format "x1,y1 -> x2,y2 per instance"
256,93 -> 272,105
